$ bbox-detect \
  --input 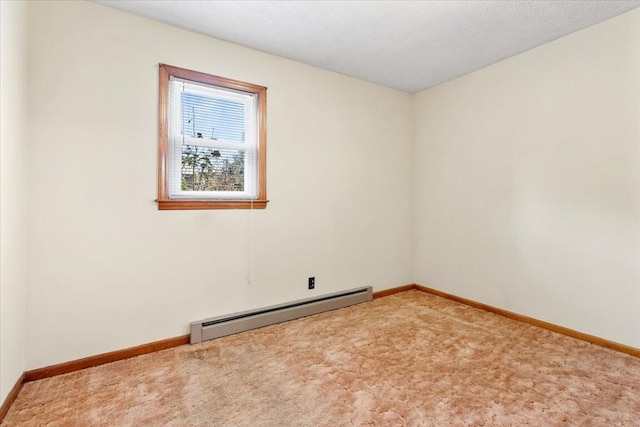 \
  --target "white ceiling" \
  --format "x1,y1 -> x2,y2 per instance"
95,0 -> 640,93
